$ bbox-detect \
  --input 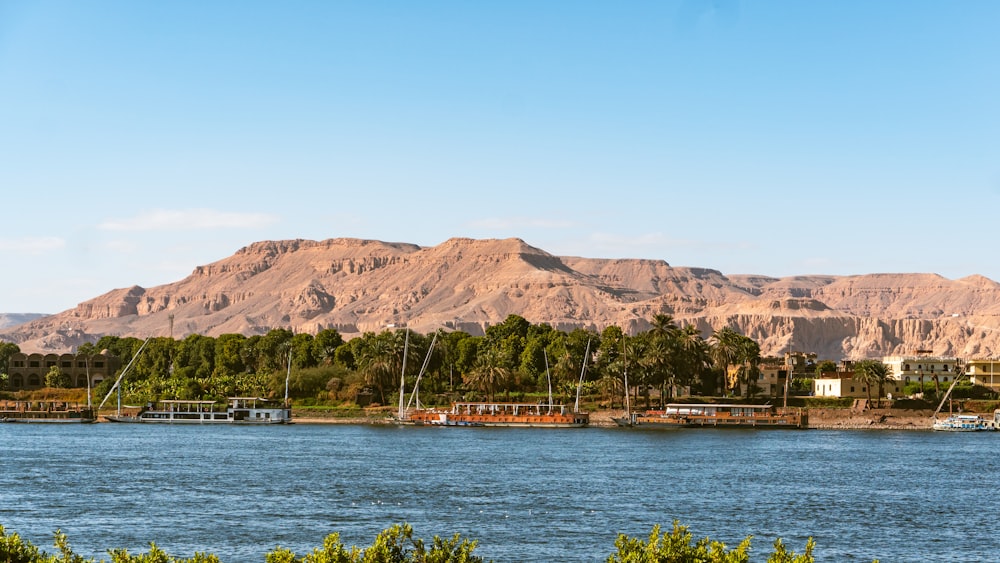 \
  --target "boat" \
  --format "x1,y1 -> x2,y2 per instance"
611,339 -> 634,427
396,335 -> 591,428
97,336 -> 292,424
0,400 -> 96,423
929,366 -> 996,431
616,403 -> 808,429
932,414 -> 994,432
407,401 -> 588,427
104,397 -> 291,424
